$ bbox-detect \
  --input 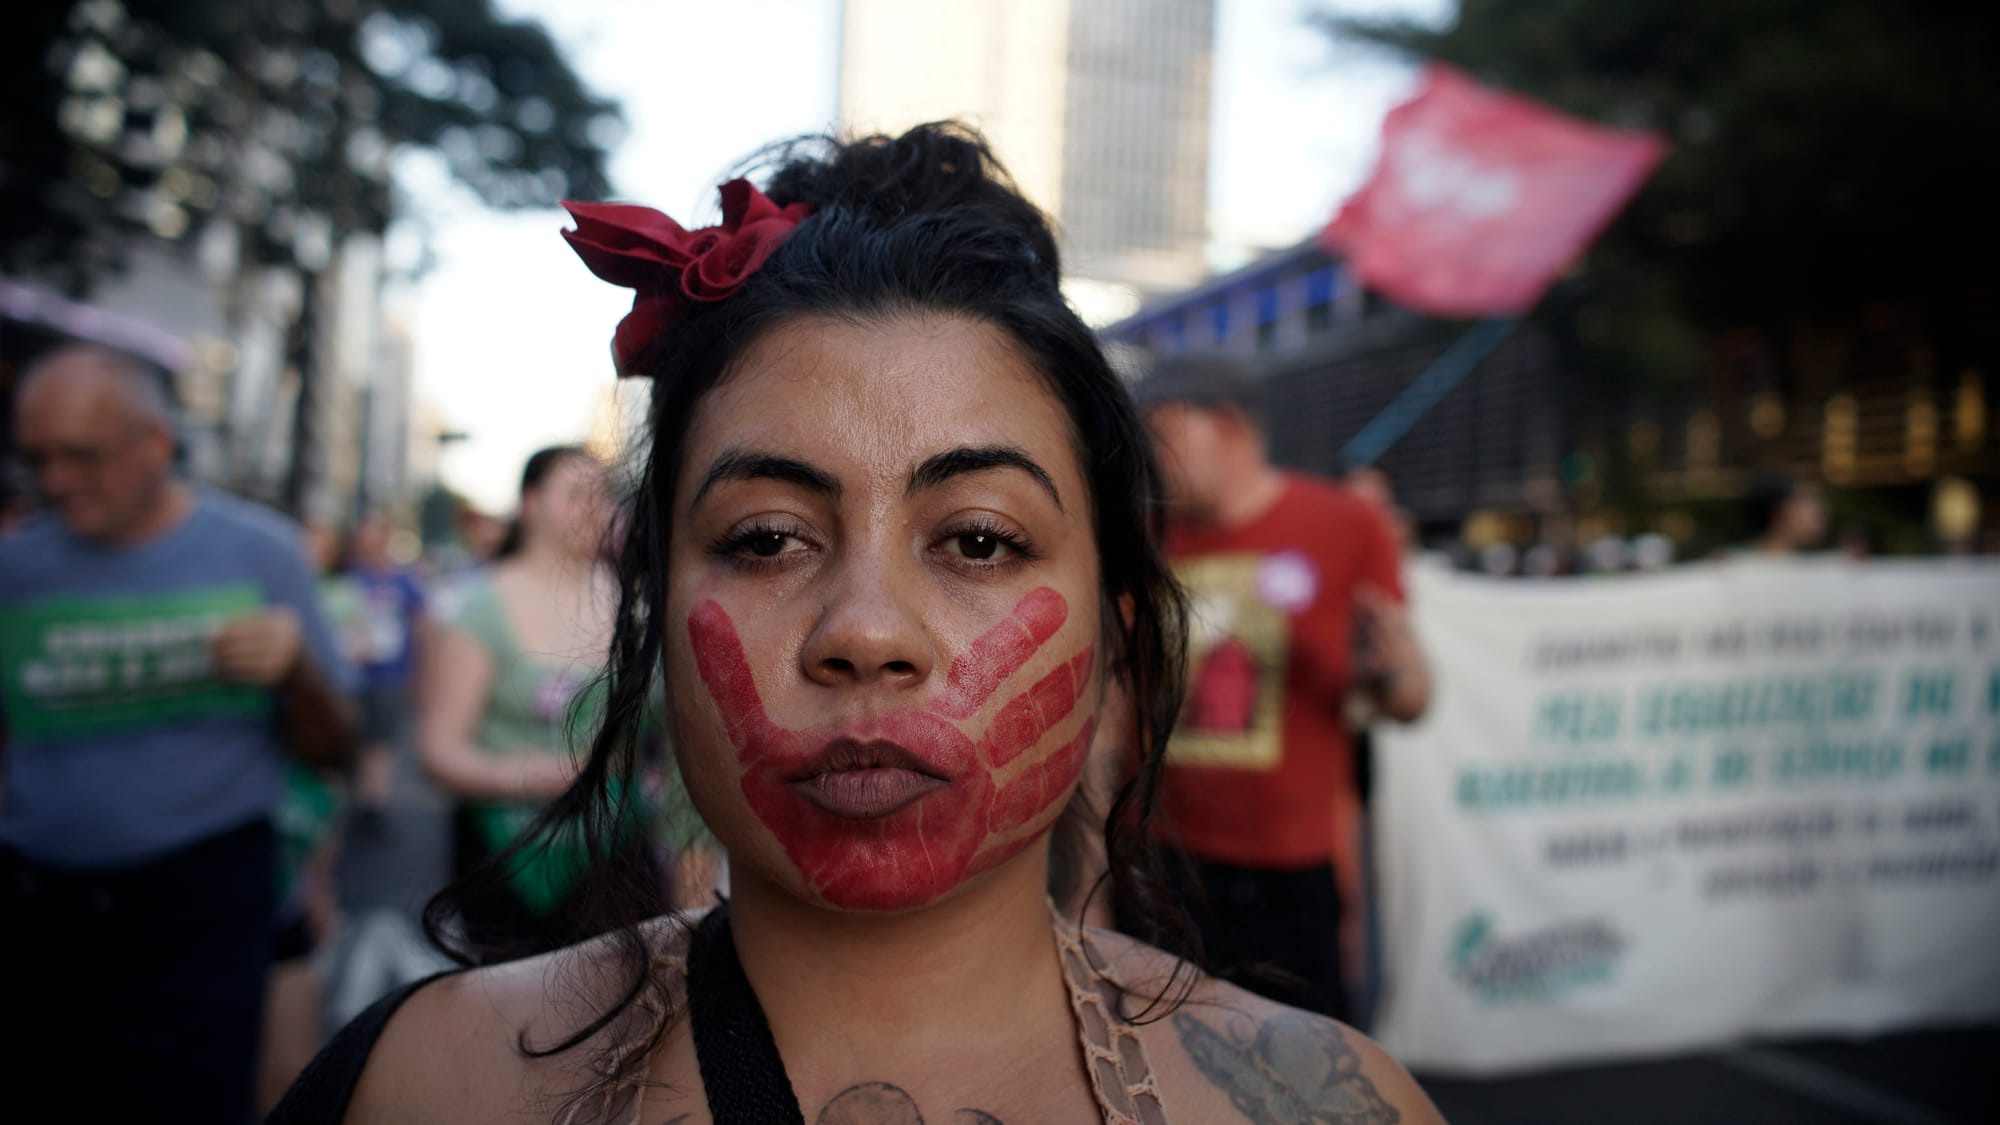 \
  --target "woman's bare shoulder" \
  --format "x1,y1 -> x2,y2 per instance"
346,915 -> 695,1122
1080,926 -> 1447,1125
